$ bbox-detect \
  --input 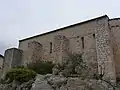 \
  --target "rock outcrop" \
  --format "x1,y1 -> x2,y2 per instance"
0,74 -> 120,90
31,74 -> 53,90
